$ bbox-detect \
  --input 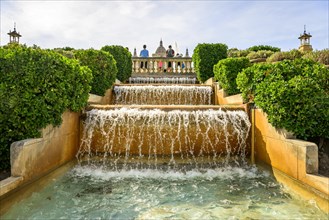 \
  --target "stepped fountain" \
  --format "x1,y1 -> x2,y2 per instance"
78,107 -> 251,169
112,84 -> 213,105
1,76 -> 328,219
